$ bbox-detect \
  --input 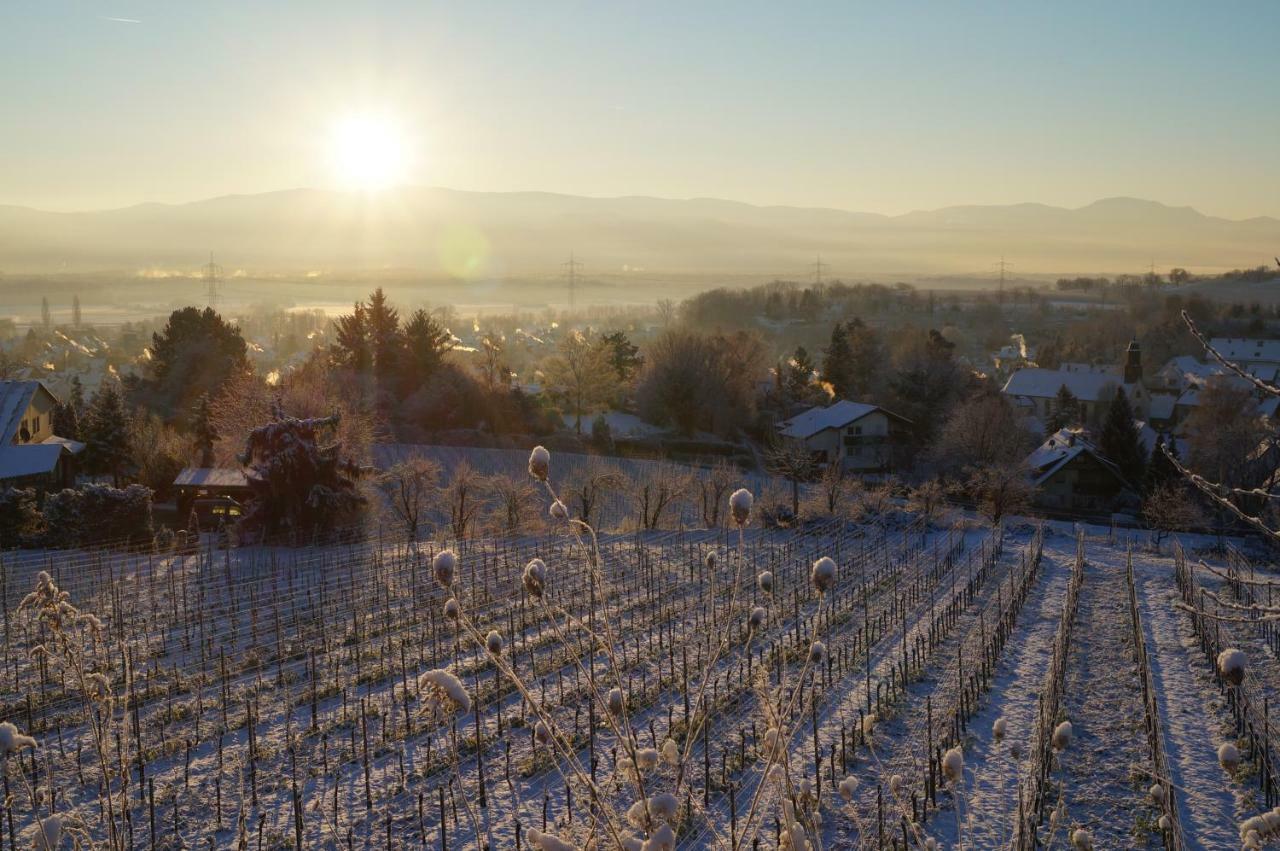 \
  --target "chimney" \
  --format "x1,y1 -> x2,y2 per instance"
1124,339 -> 1143,385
